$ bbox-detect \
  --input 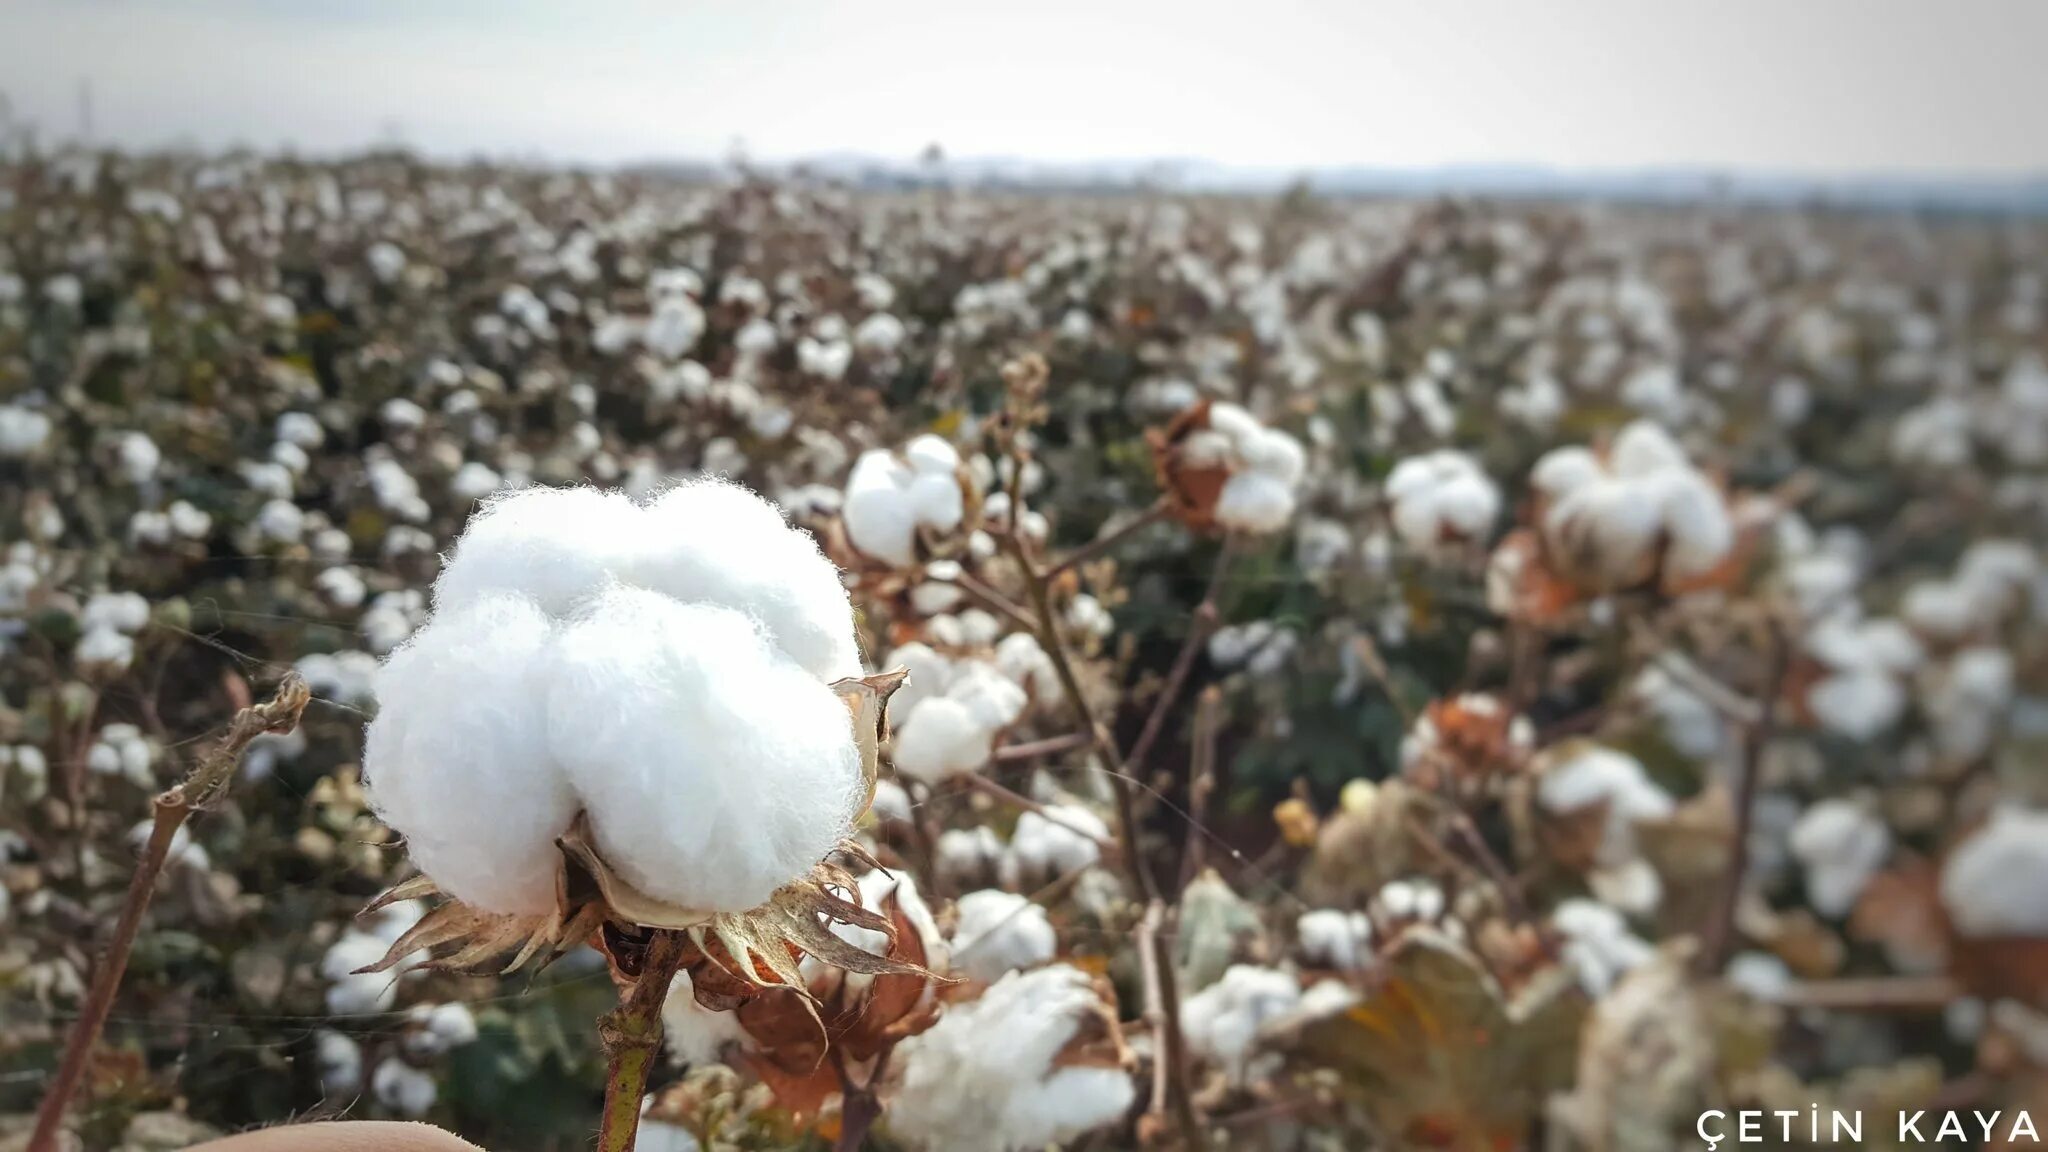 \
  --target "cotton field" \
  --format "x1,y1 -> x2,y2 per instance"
3,148 -> 2048,1152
